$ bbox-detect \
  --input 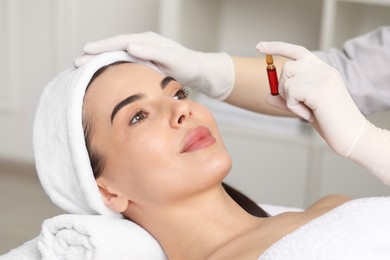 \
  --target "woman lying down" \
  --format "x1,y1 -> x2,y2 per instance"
31,42 -> 390,259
